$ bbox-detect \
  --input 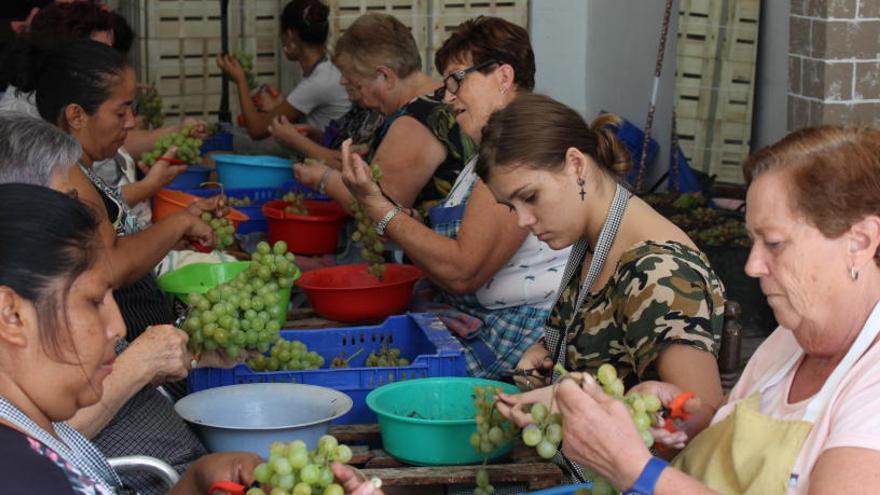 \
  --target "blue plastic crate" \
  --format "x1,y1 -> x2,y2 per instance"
200,131 -> 234,154
168,165 -> 212,190
187,313 -> 467,423
181,180 -> 330,234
